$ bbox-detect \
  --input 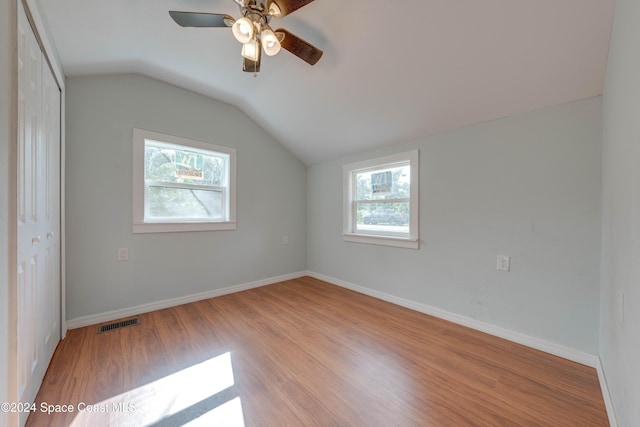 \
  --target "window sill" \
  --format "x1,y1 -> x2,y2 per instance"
342,233 -> 419,249
133,221 -> 236,234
